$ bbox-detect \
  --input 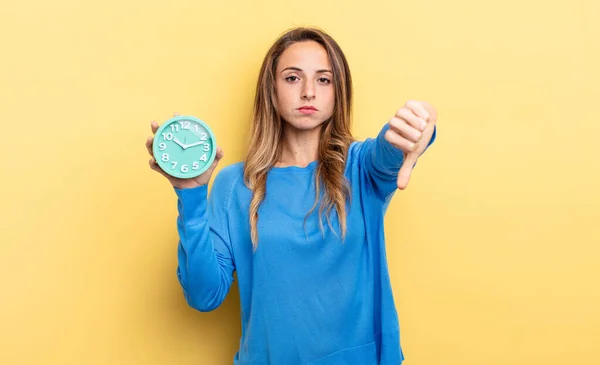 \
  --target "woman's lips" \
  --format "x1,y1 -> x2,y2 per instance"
298,106 -> 317,114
